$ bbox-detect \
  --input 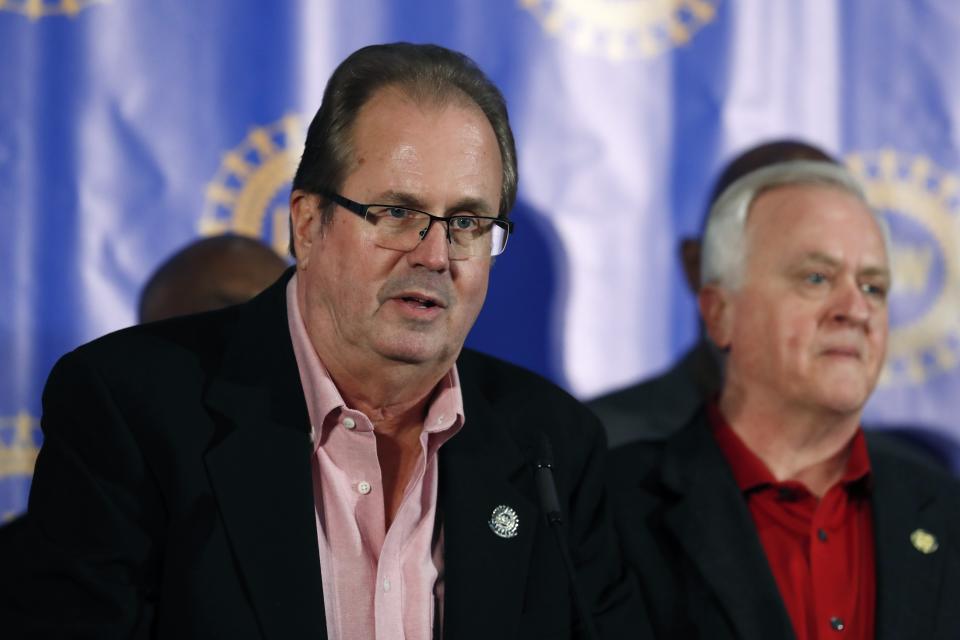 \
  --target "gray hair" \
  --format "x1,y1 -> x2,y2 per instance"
700,160 -> 890,289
